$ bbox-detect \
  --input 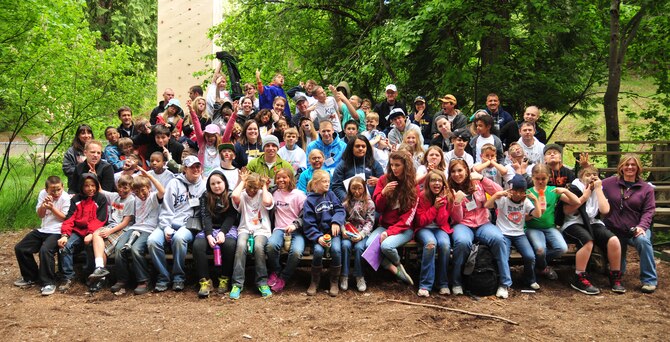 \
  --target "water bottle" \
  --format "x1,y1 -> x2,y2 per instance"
538,188 -> 547,210
283,233 -> 291,252
323,234 -> 332,258
213,244 -> 222,266
121,231 -> 141,255
247,234 -> 255,255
